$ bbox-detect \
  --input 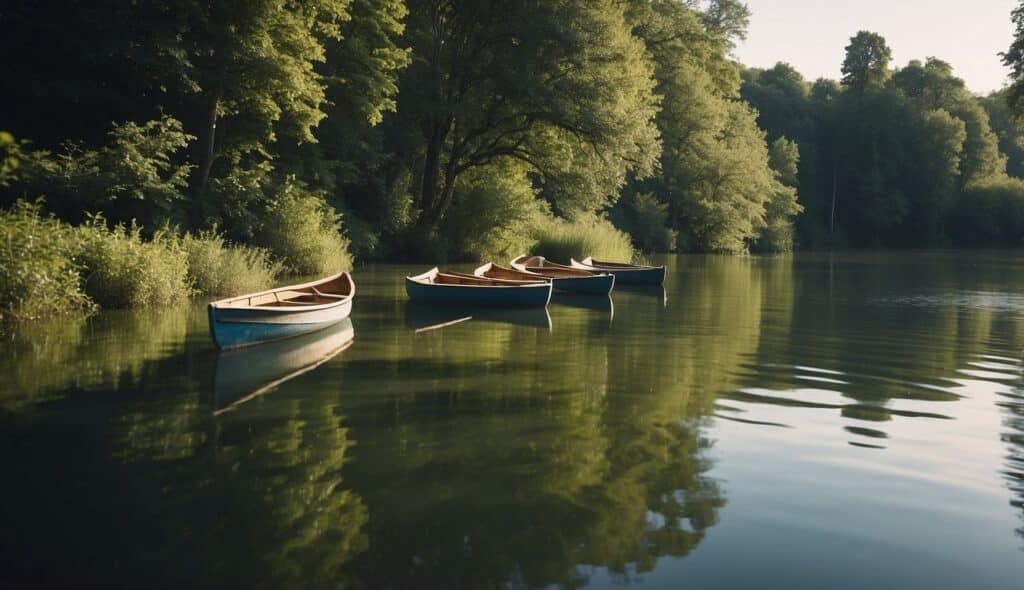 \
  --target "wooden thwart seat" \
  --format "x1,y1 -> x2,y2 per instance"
312,287 -> 347,299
